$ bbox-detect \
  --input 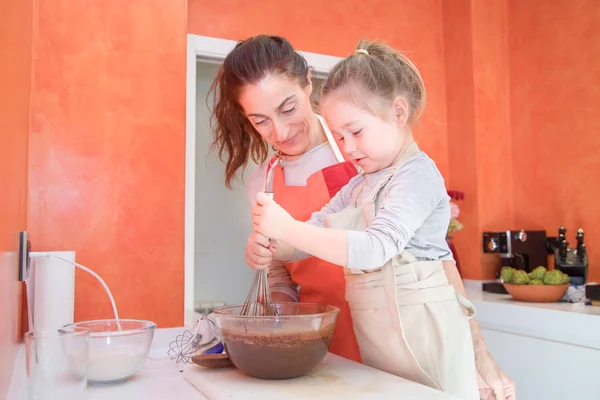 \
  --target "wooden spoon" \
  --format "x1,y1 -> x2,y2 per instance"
191,353 -> 235,369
